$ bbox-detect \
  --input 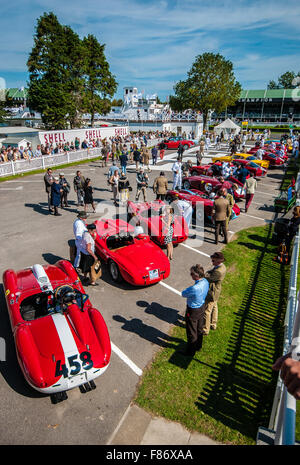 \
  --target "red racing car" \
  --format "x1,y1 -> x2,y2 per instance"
163,137 -> 195,150
165,189 -> 240,223
165,188 -> 214,221
182,175 -> 246,200
94,218 -> 170,285
127,200 -> 188,246
262,152 -> 285,166
3,261 -> 111,403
